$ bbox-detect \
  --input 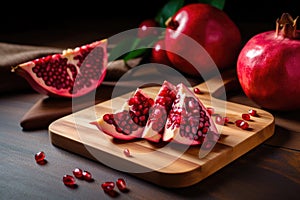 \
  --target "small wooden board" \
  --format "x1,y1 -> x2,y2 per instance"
49,71 -> 275,188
